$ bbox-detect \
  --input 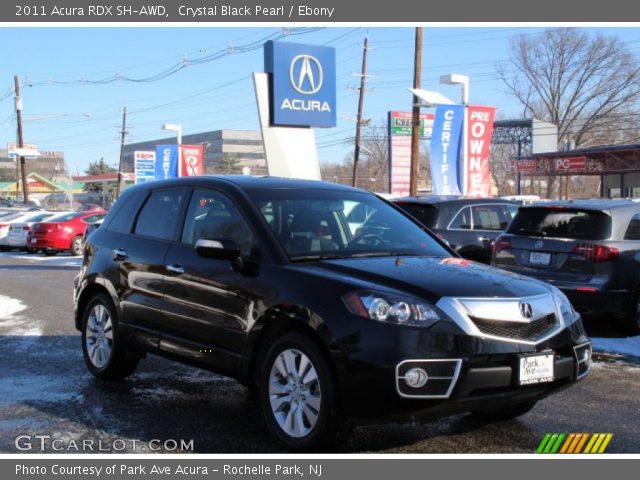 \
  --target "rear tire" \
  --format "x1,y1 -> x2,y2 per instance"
471,400 -> 538,421
25,248 -> 39,254
43,247 -> 58,256
70,235 -> 83,256
259,333 -> 345,451
81,293 -> 139,381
